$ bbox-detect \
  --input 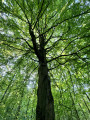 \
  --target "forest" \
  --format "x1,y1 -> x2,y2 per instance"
0,0 -> 90,120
